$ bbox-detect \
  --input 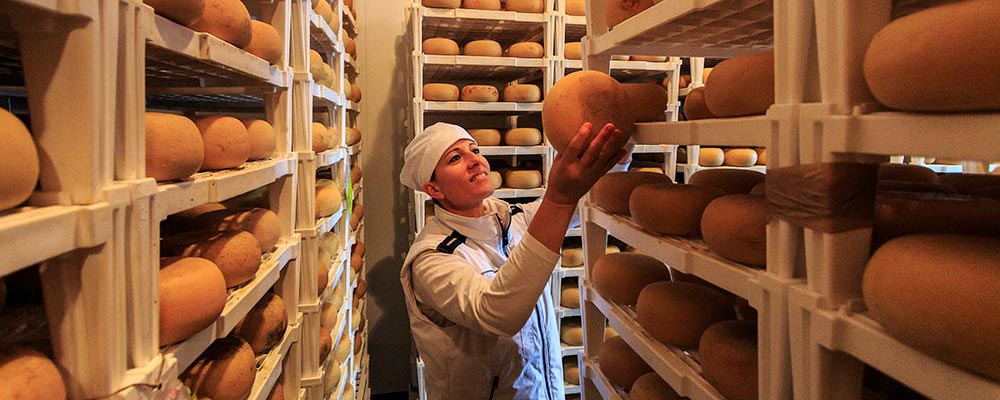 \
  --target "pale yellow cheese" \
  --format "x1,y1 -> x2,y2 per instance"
195,115 -> 251,171
560,318 -> 583,346
488,171 -> 503,189
564,42 -> 582,60
503,84 -> 542,102
145,112 -> 203,182
504,128 -> 543,146
724,148 -> 759,167
159,257 -> 227,346
187,0 -> 253,49
316,179 -> 344,218
334,331 -> 352,363
346,127 -> 362,146
503,170 -> 542,188
424,83 -> 460,101
561,283 -> 580,308
561,247 -> 583,267
469,129 -> 501,146
233,292 -> 288,355
320,301 -> 340,328
423,38 -> 460,55
463,40 -> 502,57
312,122 -> 332,153
566,0 -> 586,16
698,147 -> 725,167
181,336 -> 256,400
563,359 -> 580,385
508,42 -> 544,58
461,85 -> 500,102
314,0 -> 334,23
